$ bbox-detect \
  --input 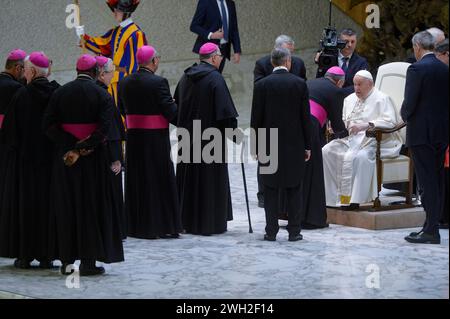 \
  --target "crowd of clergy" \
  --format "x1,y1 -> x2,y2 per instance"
0,0 -> 448,276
